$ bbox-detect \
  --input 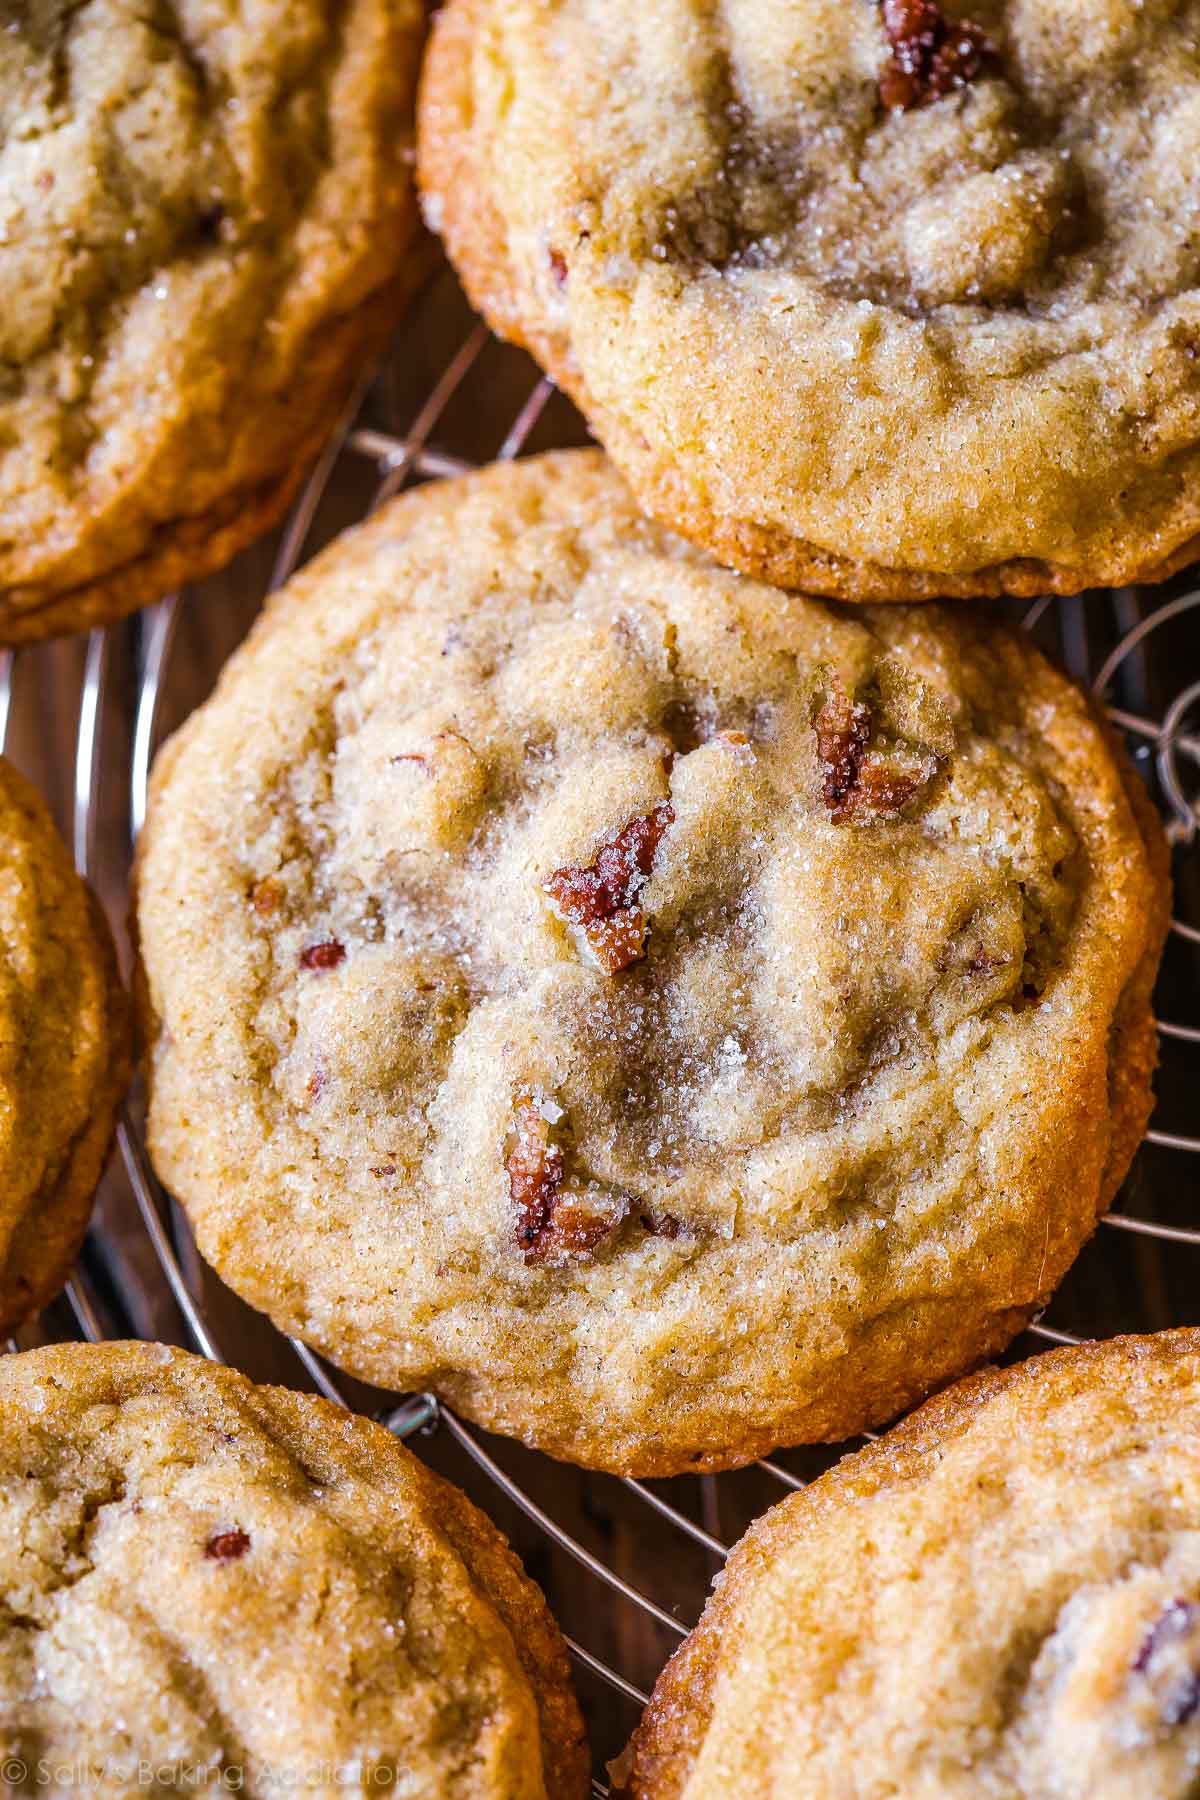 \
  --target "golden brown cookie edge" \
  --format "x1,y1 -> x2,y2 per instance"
0,1339 -> 590,1796
0,251 -> 435,646
417,0 -> 1200,603
134,450 -> 1171,1479
0,767 -> 132,1334
618,1328 -> 1200,1797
